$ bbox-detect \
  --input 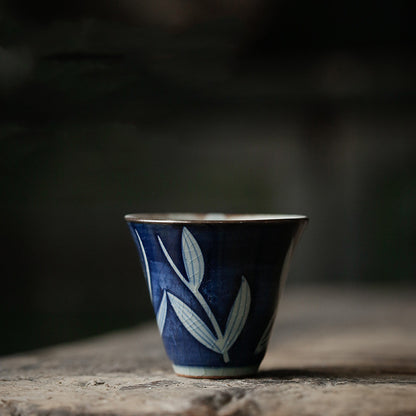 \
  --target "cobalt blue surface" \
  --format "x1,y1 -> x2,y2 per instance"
127,221 -> 304,369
